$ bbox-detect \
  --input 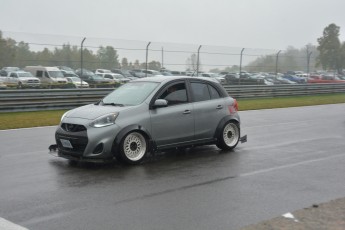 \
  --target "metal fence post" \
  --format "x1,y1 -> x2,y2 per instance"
275,50 -> 281,75
239,48 -> 245,85
80,37 -> 86,87
196,45 -> 202,76
145,42 -> 151,77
